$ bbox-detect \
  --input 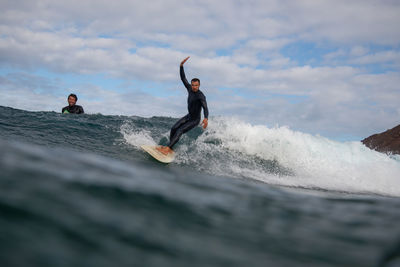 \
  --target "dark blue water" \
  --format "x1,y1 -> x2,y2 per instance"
1,106 -> 400,267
